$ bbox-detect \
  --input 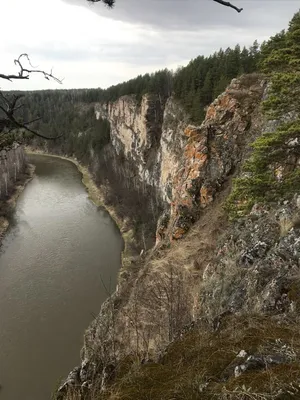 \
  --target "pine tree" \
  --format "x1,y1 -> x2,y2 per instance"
227,11 -> 300,218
